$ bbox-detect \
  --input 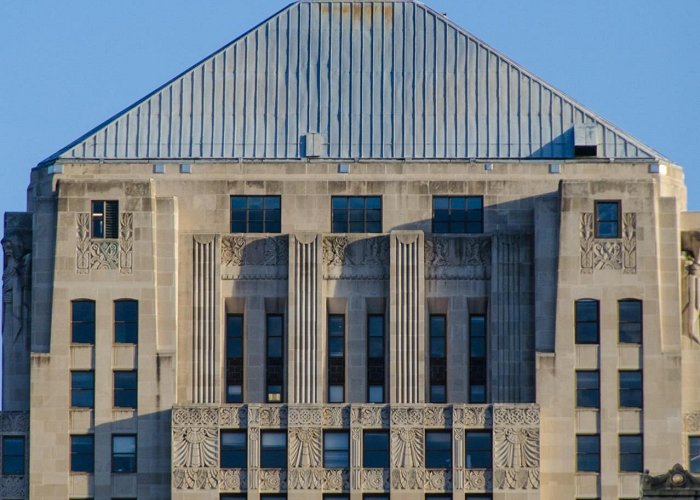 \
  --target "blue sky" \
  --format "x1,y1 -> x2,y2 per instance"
1,0 -> 699,236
